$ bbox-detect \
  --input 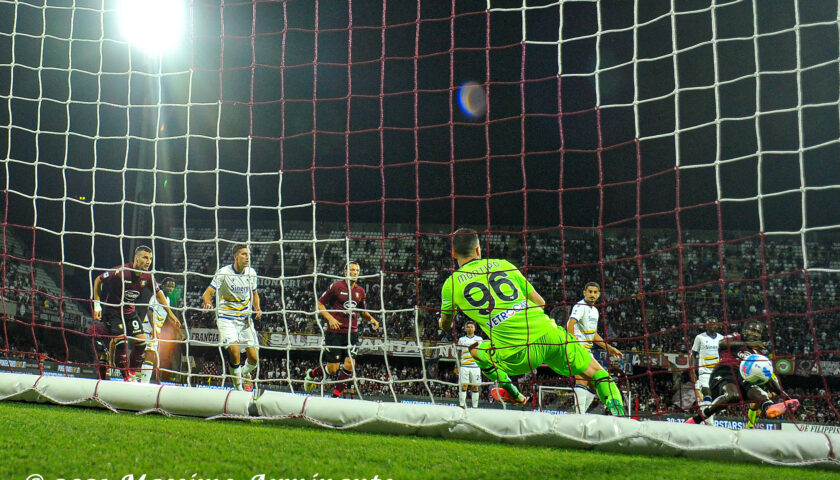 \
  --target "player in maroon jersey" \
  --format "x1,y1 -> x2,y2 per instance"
685,321 -> 798,425
303,262 -> 379,397
92,245 -> 180,381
